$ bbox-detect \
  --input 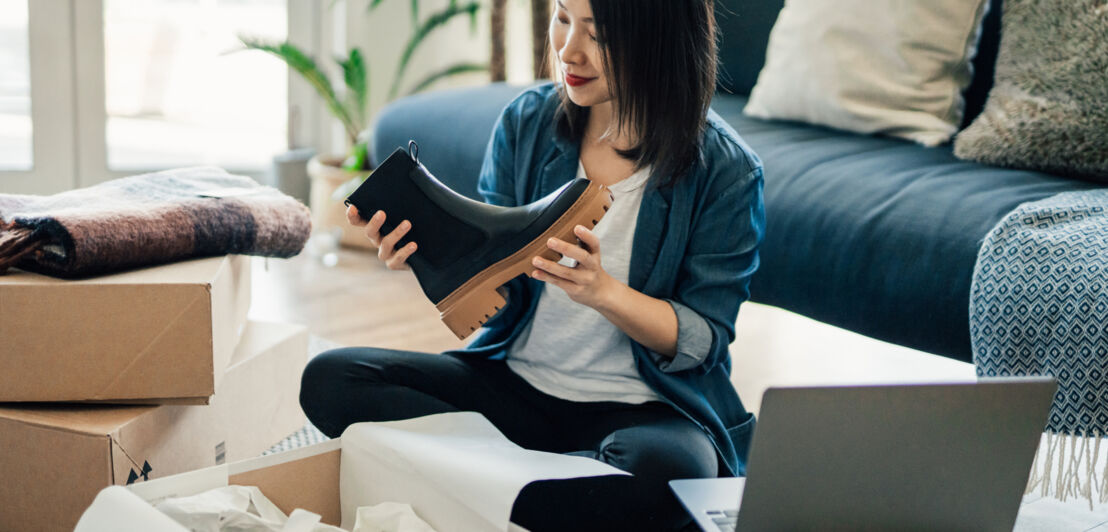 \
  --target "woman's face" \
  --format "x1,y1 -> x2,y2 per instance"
550,0 -> 612,108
